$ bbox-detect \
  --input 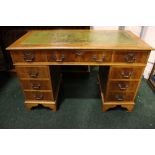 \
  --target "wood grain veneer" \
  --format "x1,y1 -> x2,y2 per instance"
6,30 -> 153,111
